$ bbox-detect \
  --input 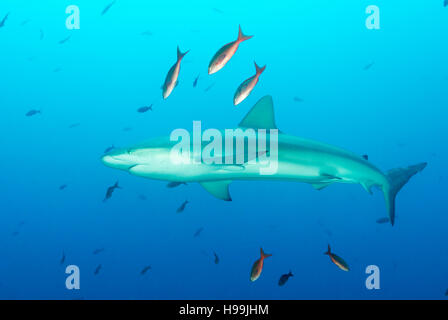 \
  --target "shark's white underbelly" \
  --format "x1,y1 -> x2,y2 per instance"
128,135 -> 388,189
